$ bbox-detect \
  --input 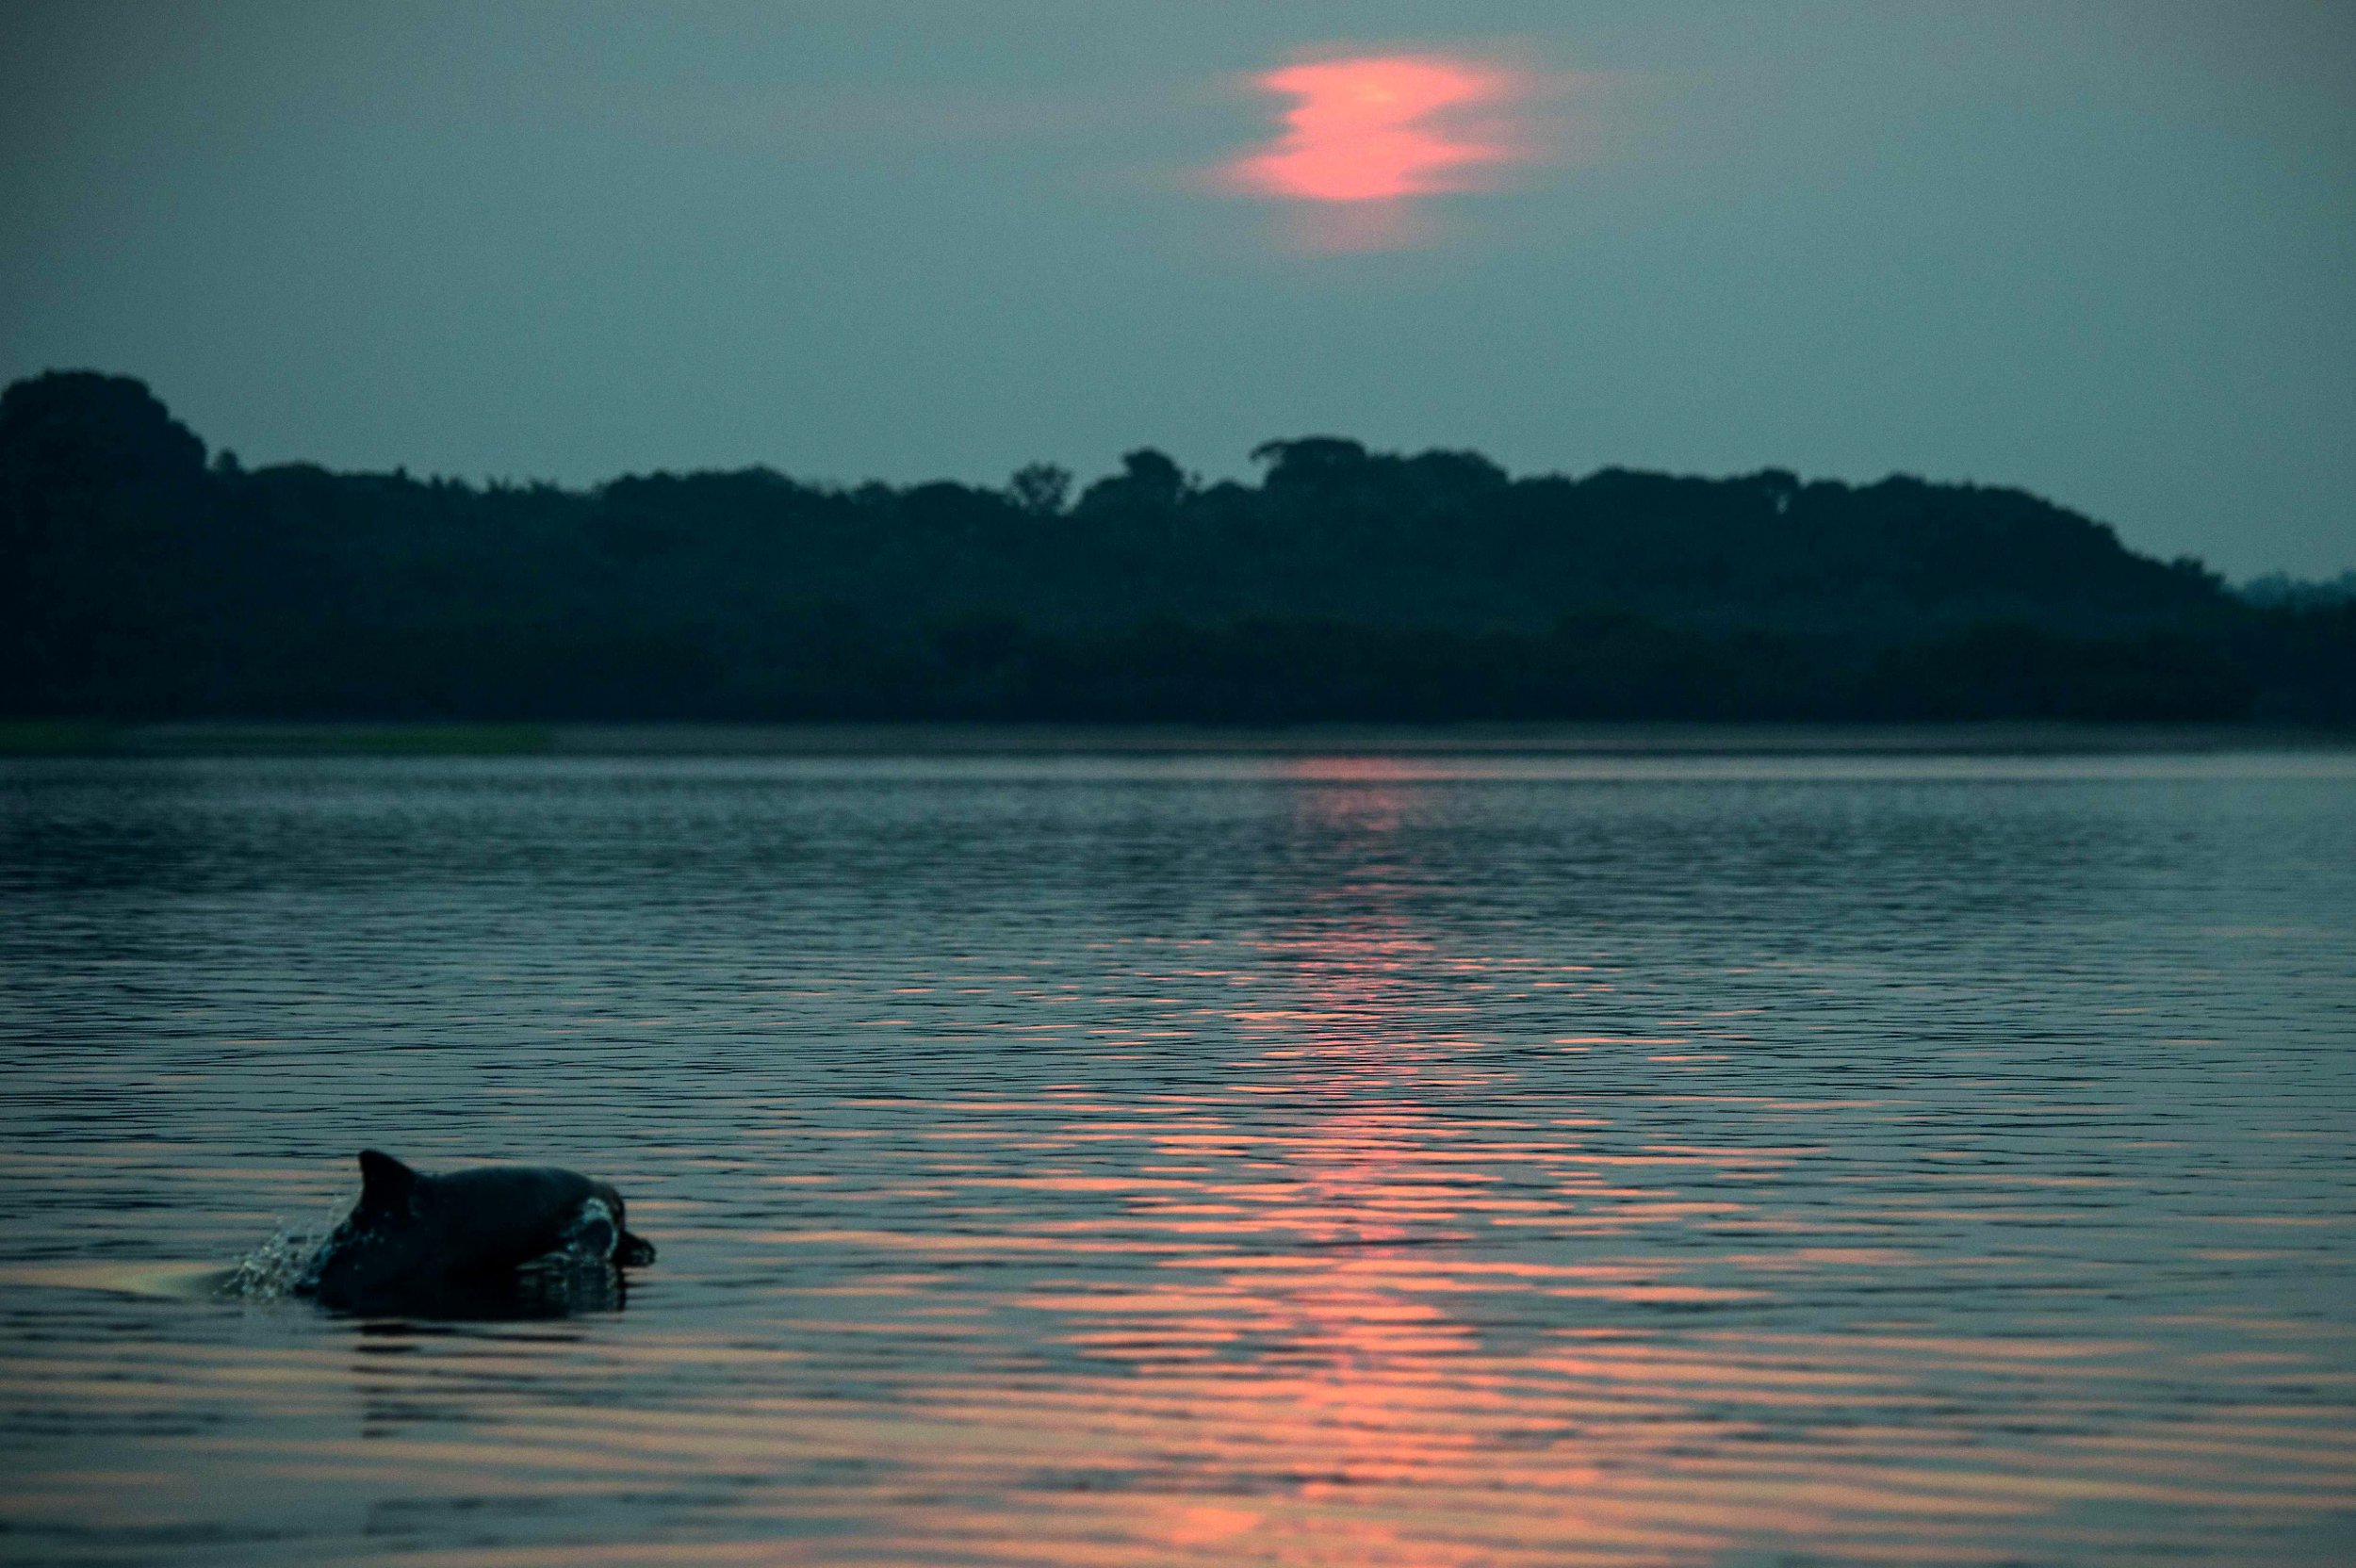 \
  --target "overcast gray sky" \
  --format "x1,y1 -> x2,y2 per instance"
5,1 -> 2351,575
